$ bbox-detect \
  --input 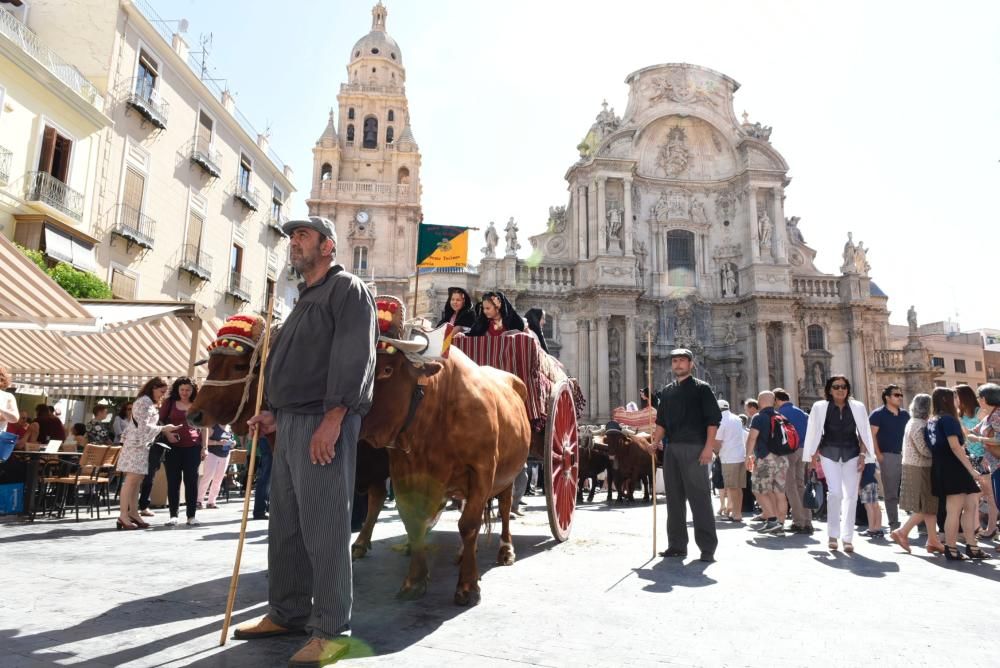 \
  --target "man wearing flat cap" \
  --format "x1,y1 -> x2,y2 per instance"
236,216 -> 378,667
638,348 -> 722,562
